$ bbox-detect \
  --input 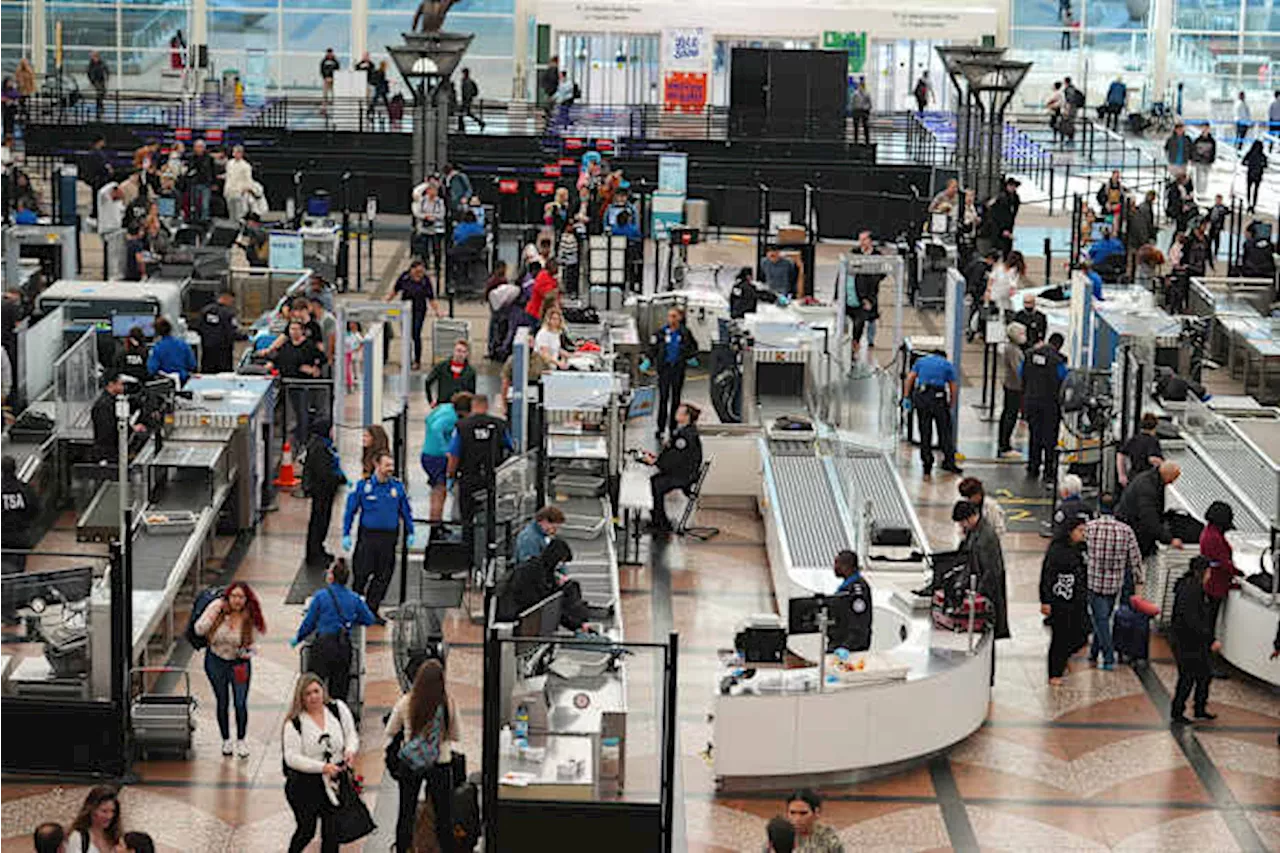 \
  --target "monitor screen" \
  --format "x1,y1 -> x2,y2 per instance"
156,196 -> 177,219
787,593 -> 850,635
514,590 -> 564,656
627,386 -> 657,421
111,313 -> 156,338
